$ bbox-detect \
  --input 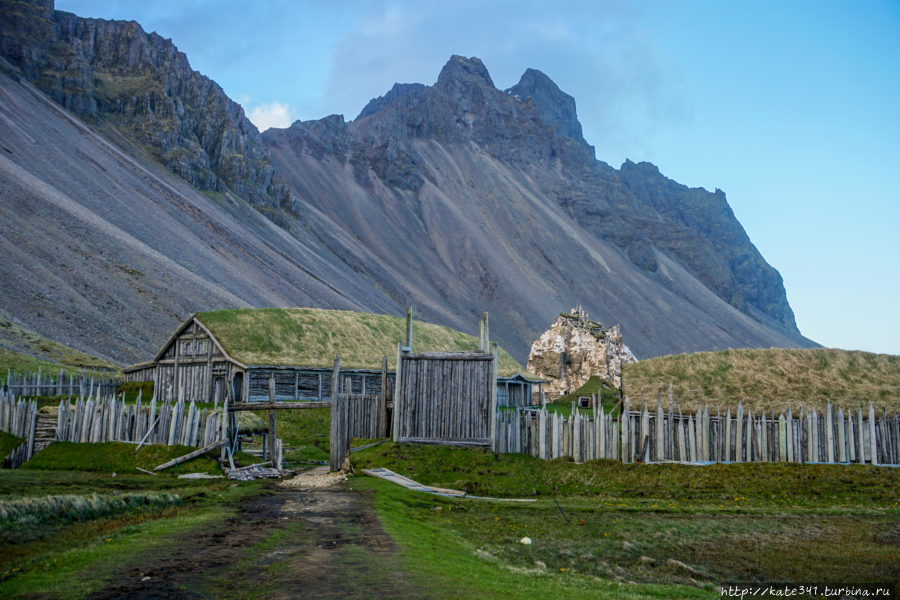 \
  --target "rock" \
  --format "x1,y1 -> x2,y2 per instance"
534,560 -> 547,570
519,536 -> 532,545
639,555 -> 656,565
621,541 -> 635,552
0,0 -> 293,215
665,558 -> 704,577
527,306 -> 637,397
